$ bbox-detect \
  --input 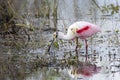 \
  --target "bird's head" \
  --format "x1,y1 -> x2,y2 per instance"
53,31 -> 58,39
53,31 -> 65,39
